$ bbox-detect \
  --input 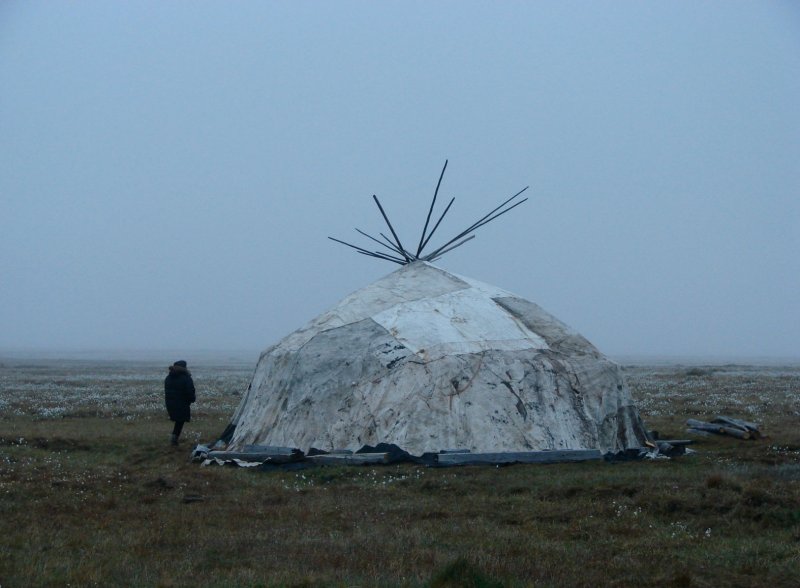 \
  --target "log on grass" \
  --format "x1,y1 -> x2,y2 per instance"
306,452 -> 390,465
242,445 -> 301,456
437,449 -> 602,466
685,419 -> 724,433
711,416 -> 760,436
685,419 -> 752,440
717,426 -> 751,440
207,449 -> 302,464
